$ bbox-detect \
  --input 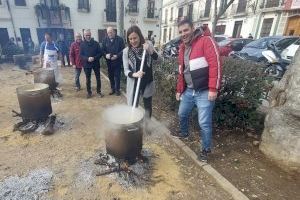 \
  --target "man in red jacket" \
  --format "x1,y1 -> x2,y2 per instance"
69,33 -> 84,91
173,19 -> 222,162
